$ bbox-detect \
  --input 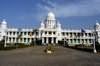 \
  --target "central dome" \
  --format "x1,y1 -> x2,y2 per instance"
48,12 -> 55,17
47,12 -> 55,20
